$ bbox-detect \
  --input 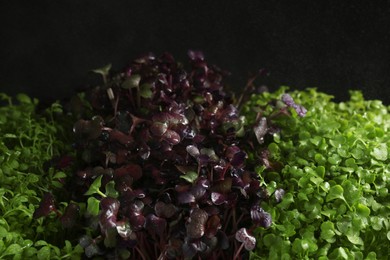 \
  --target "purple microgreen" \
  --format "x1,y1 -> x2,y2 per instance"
251,205 -> 272,228
281,93 -> 307,117
186,145 -> 200,158
154,201 -> 177,218
211,192 -> 227,205
60,203 -> 80,228
235,228 -> 256,250
33,192 -> 57,219
177,191 -> 196,204
114,163 -> 143,181
68,51 -> 275,259
145,214 -> 167,237
188,50 -> 205,61
150,121 -> 169,136
186,208 -> 208,239
253,117 -> 268,144
274,188 -> 285,203
163,129 -> 181,145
